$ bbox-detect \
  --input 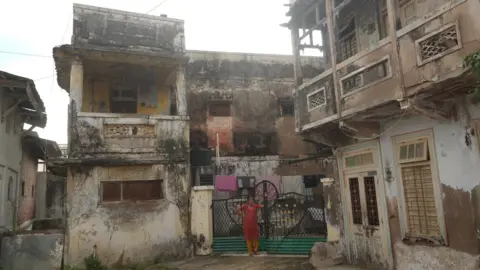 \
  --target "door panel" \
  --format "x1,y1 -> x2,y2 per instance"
346,173 -> 385,269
